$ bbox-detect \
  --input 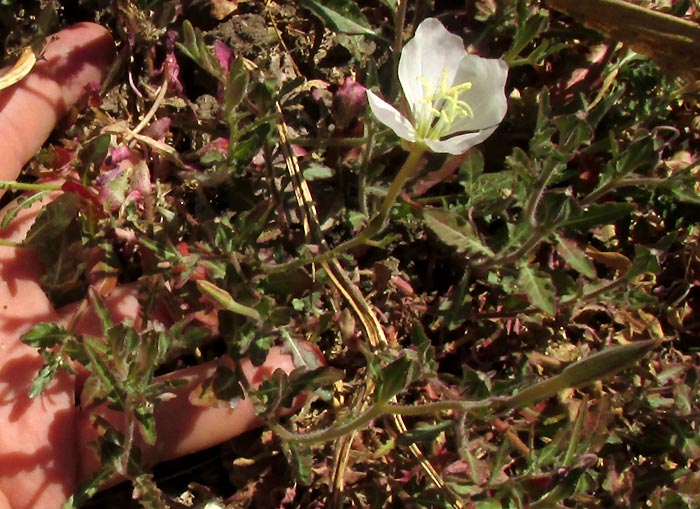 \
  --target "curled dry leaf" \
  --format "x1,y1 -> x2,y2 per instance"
210,0 -> 238,20
0,46 -> 37,91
